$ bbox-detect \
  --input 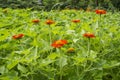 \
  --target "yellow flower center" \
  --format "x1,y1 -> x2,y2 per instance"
56,40 -> 62,44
